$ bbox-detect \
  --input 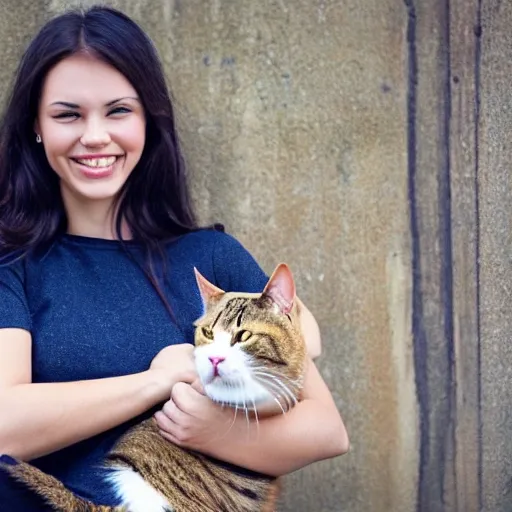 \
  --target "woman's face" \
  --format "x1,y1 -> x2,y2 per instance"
37,53 -> 146,209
